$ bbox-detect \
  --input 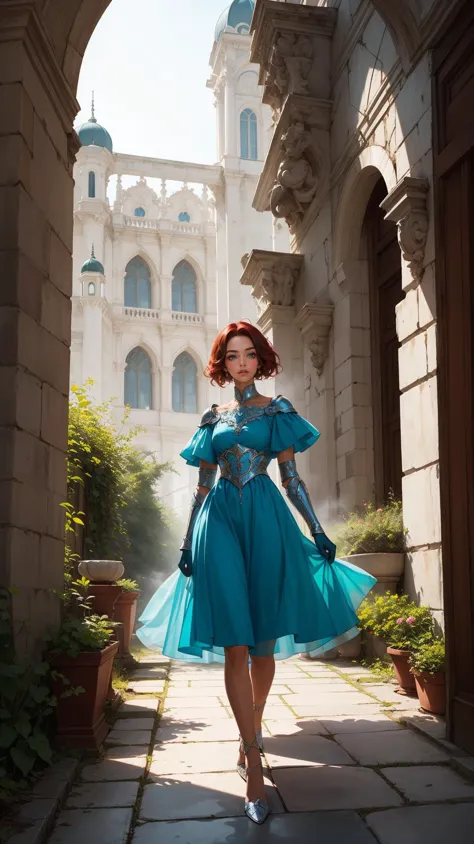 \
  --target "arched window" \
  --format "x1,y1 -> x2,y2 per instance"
124,348 -> 152,410
88,282 -> 95,296
124,256 -> 152,309
240,109 -> 258,160
178,211 -> 191,222
134,207 -> 146,217
88,171 -> 96,198
172,352 -> 197,413
171,260 -> 197,313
